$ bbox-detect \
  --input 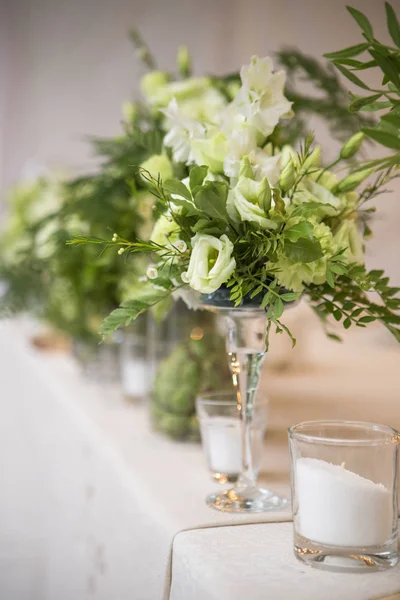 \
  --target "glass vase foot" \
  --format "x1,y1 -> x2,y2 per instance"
206,485 -> 288,513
